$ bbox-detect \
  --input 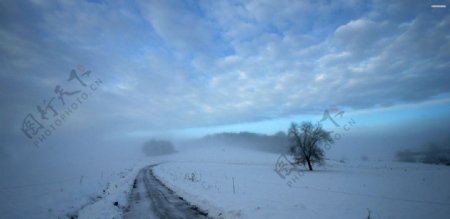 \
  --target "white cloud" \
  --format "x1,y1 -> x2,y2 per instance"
1,0 -> 449,137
